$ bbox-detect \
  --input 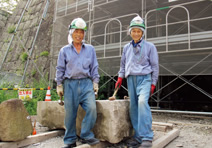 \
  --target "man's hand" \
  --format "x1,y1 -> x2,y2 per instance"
150,84 -> 156,96
115,77 -> 123,89
57,84 -> 64,96
93,82 -> 99,94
